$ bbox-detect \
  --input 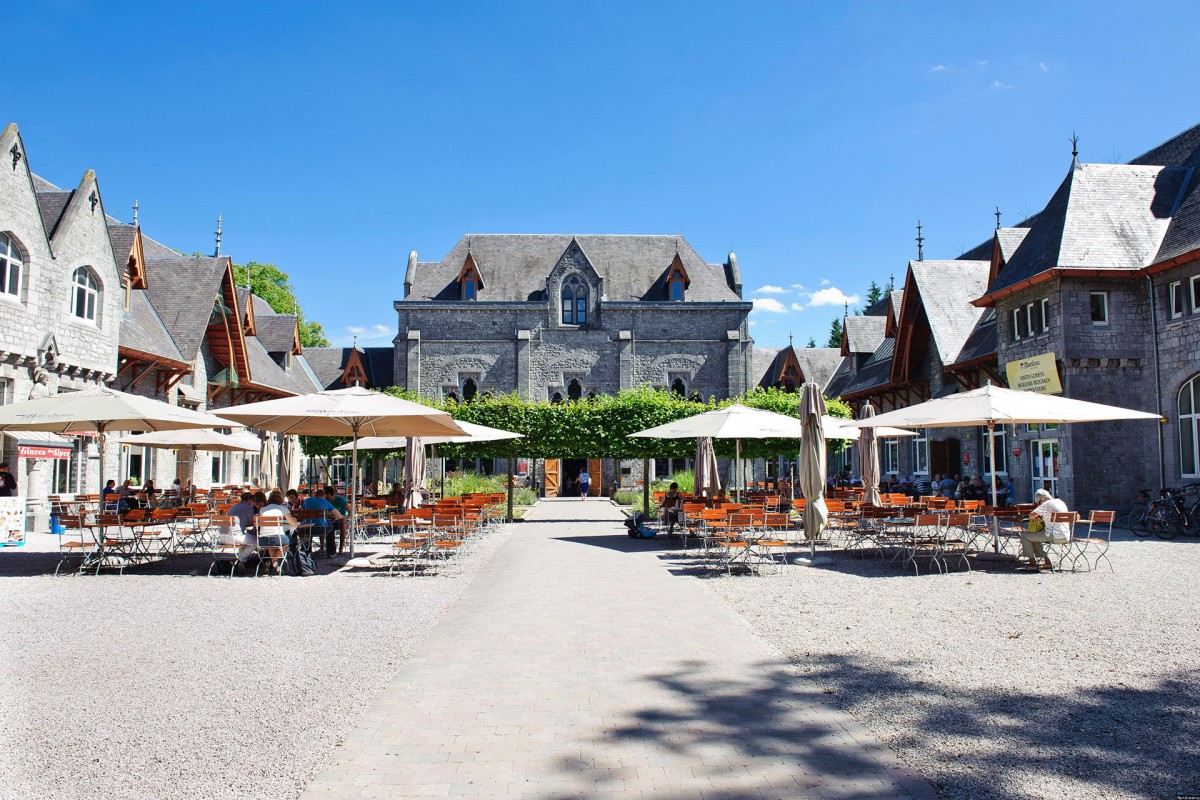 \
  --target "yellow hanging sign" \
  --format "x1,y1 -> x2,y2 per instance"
1005,352 -> 1063,395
